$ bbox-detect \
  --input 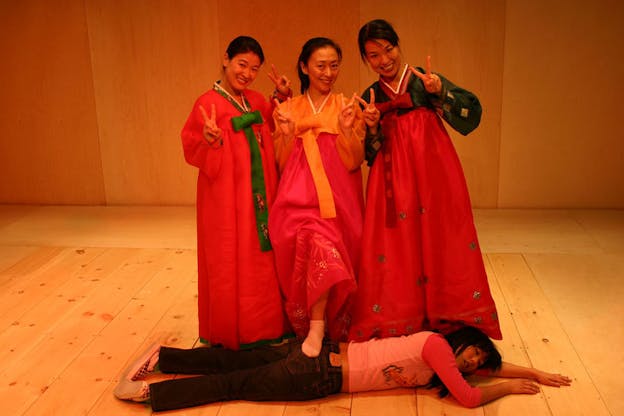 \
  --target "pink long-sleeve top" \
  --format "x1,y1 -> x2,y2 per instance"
346,331 -> 482,408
